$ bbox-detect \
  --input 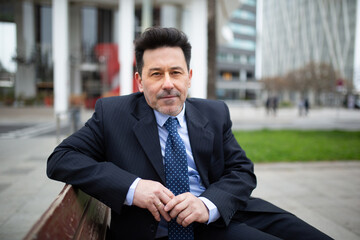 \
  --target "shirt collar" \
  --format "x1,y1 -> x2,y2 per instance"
153,104 -> 186,128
